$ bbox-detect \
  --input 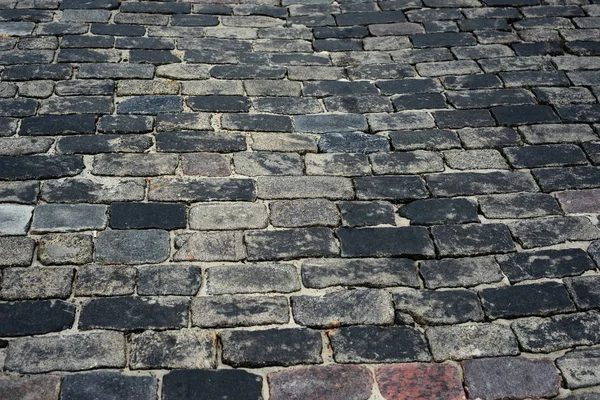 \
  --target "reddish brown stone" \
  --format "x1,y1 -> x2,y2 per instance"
269,364 -> 373,400
376,363 -> 466,400
556,189 -> 600,213
0,375 -> 61,400
181,153 -> 231,177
